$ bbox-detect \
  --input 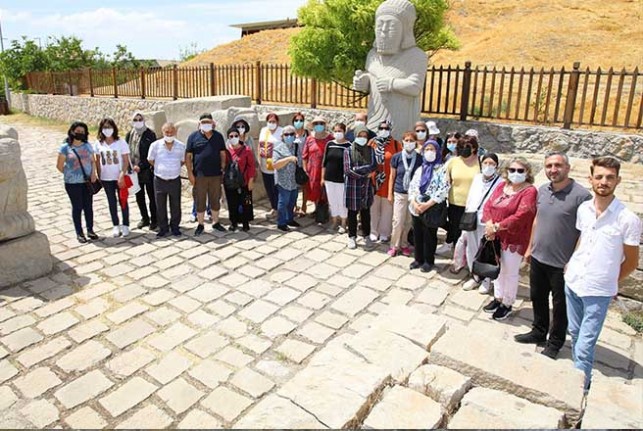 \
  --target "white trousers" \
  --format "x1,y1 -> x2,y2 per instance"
370,195 -> 393,239
325,181 -> 347,218
493,249 -> 523,307
390,192 -> 412,248
463,224 -> 485,272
